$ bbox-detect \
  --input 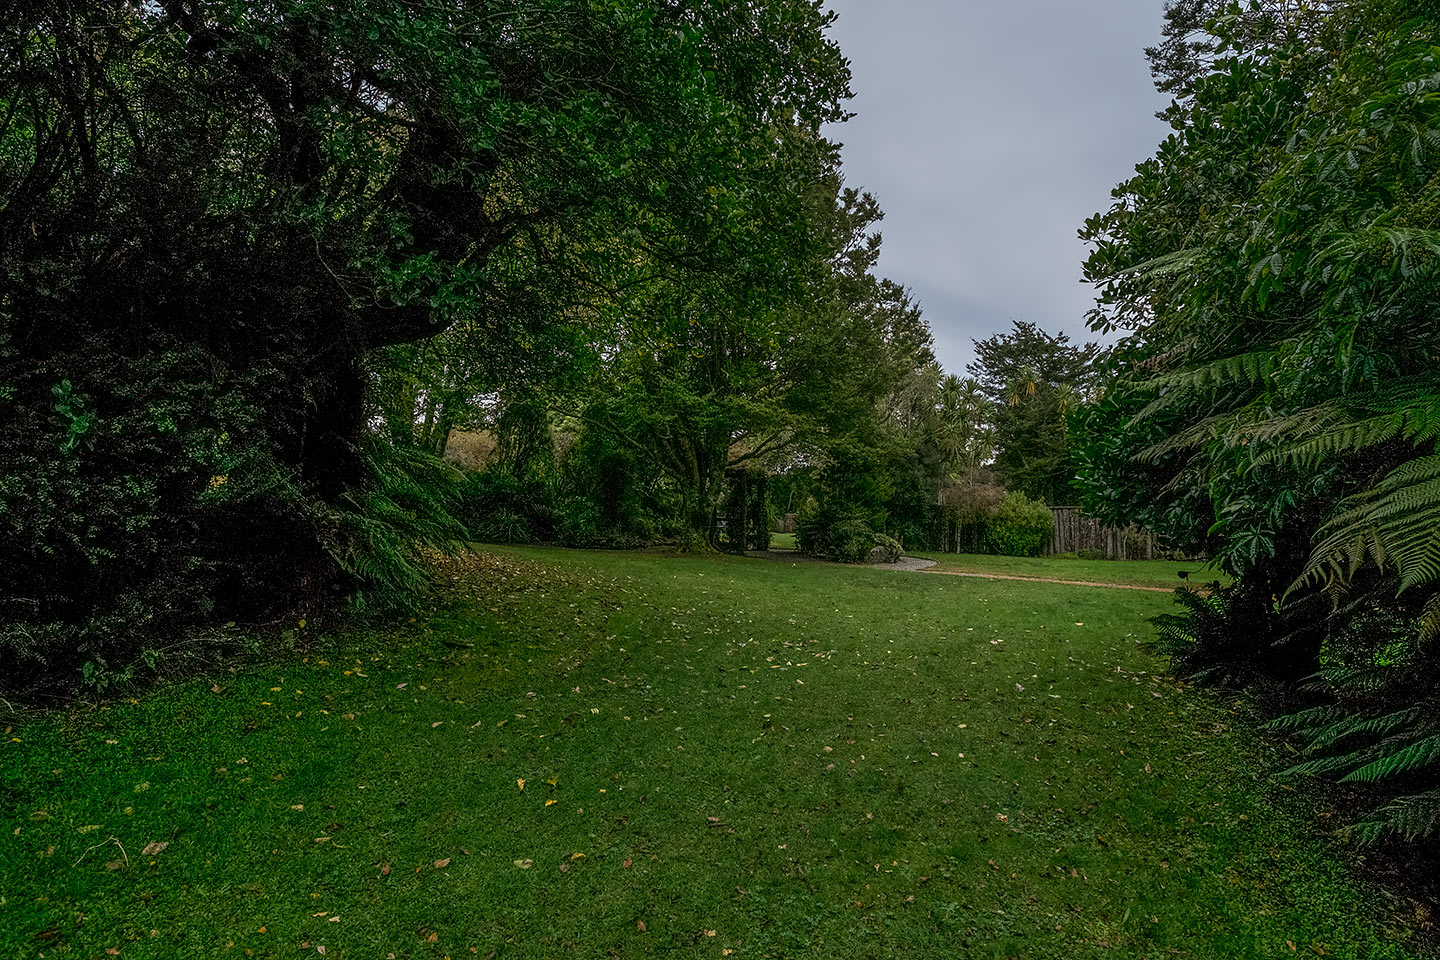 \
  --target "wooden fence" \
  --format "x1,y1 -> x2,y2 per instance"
1045,506 -> 1159,560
